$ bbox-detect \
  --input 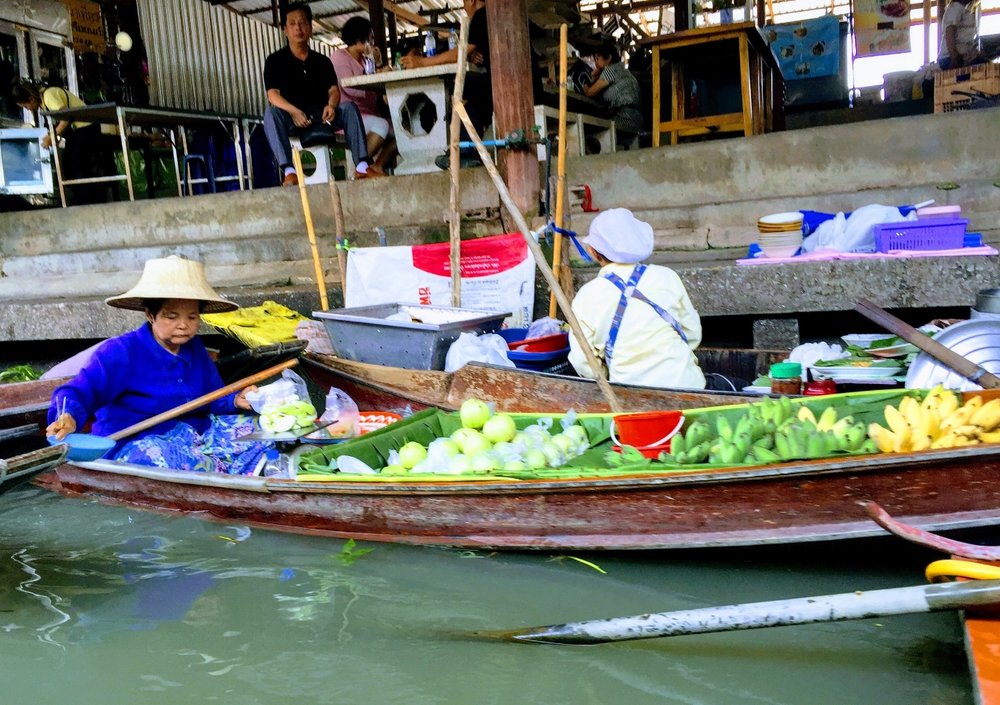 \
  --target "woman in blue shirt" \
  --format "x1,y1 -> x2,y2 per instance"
46,256 -> 273,474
